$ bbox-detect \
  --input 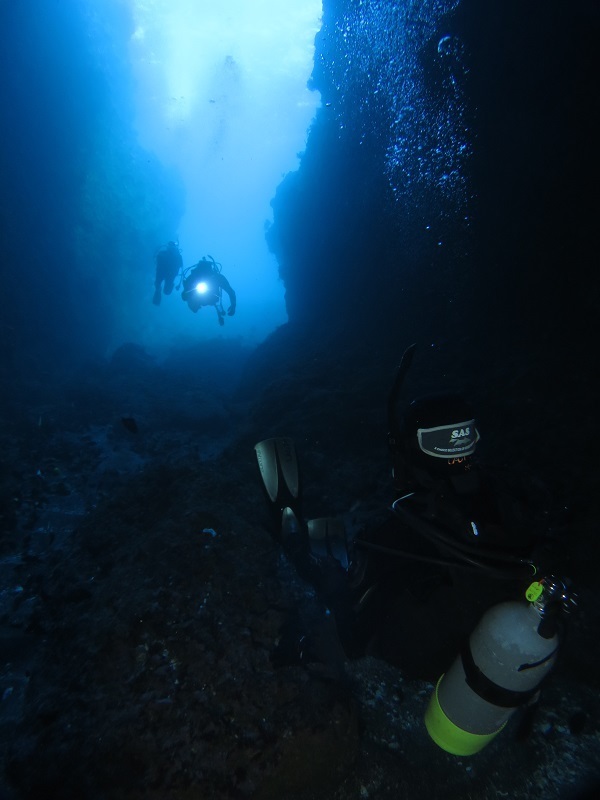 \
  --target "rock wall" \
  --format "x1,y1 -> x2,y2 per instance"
269,0 -> 597,340
0,0 -> 183,364
263,0 -> 599,581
